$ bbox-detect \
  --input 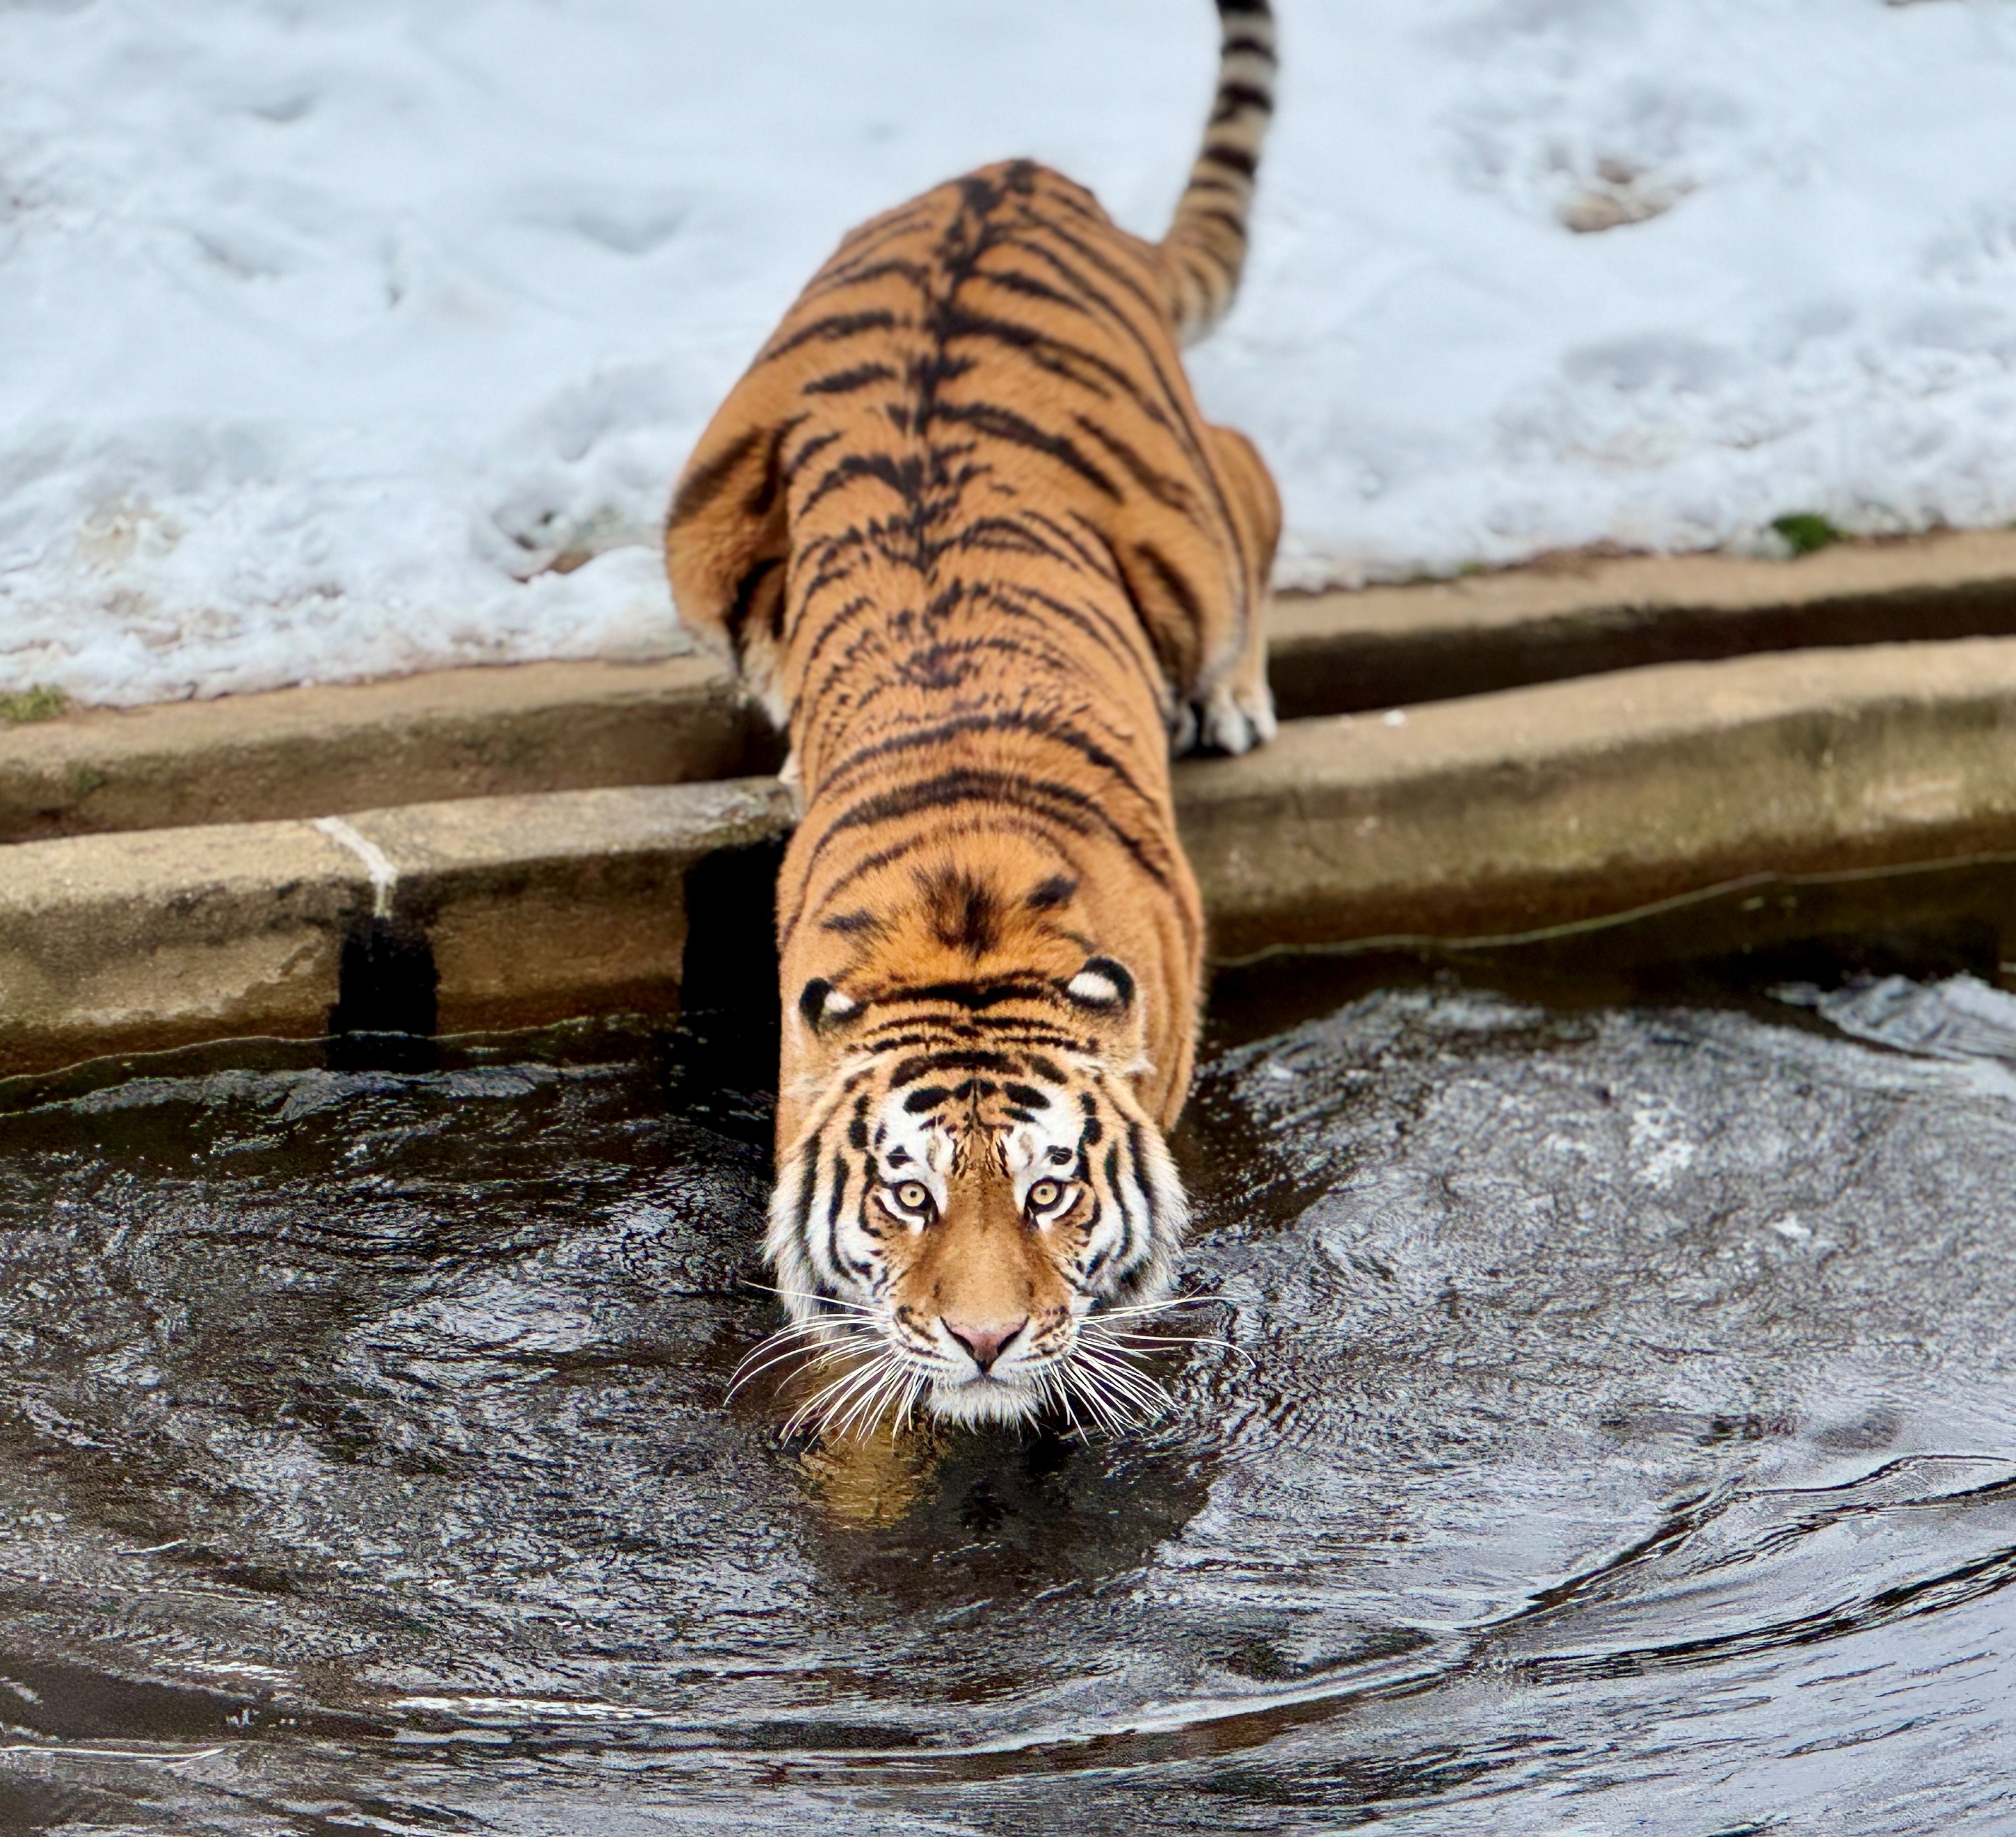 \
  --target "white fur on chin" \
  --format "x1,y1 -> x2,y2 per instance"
927,1372 -> 1046,1426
